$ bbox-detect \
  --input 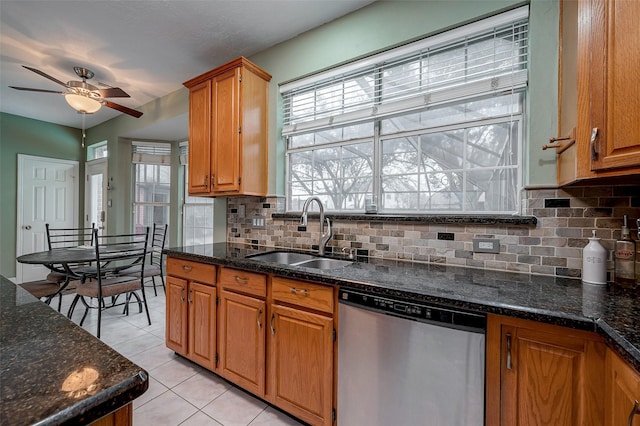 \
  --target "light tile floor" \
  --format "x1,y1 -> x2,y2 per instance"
57,287 -> 307,426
